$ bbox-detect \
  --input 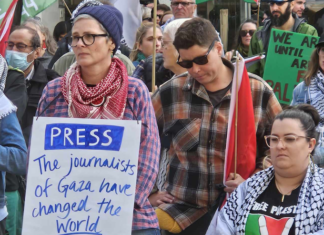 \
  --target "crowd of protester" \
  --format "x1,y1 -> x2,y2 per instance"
1,0 -> 324,234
